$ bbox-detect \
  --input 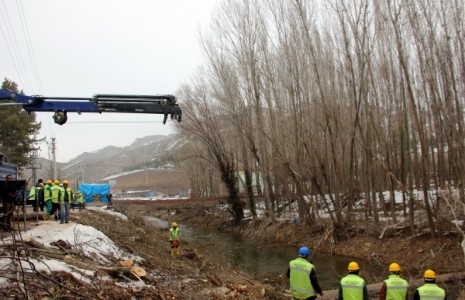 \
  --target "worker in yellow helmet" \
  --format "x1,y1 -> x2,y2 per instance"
59,180 -> 73,224
413,269 -> 446,300
379,263 -> 408,300
169,222 -> 180,256
338,261 -> 369,300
